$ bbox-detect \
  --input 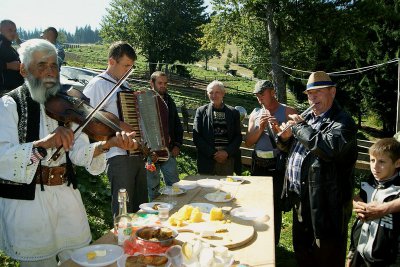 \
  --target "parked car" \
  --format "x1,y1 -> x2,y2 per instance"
60,66 -> 100,91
